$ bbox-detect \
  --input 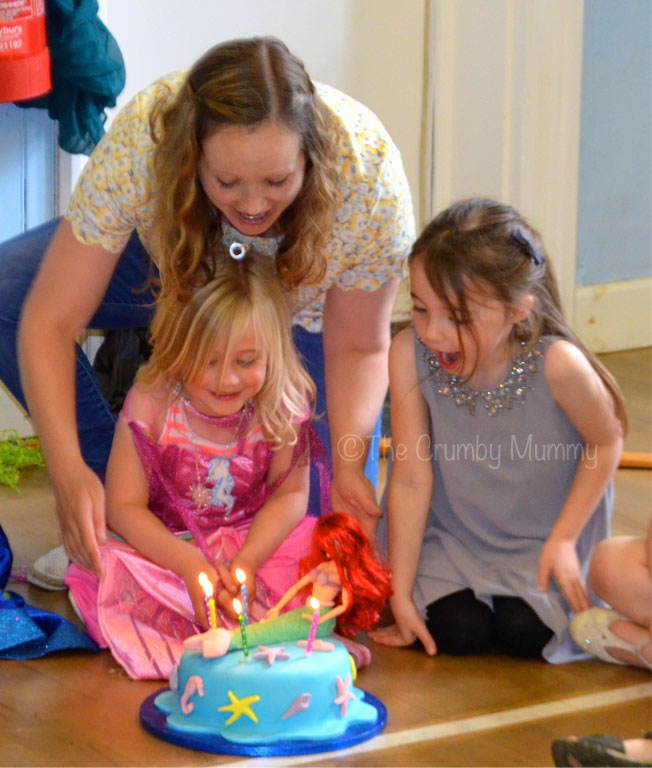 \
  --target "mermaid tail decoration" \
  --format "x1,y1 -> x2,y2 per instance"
228,606 -> 336,651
